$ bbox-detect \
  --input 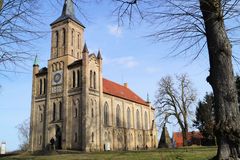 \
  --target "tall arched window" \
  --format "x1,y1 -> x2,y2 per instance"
55,31 -> 59,47
116,105 -> 121,127
53,103 -> 56,121
43,78 -> 46,94
127,107 -> 131,128
93,71 -> 96,89
59,101 -> 62,120
145,111 -> 148,130
39,79 -> 42,95
62,28 -> 66,46
74,108 -> 78,118
74,132 -> 77,142
91,108 -> 94,118
136,110 -> 140,129
104,102 -> 109,126
92,132 -> 94,142
78,34 -> 80,49
56,31 -> 59,56
77,70 -> 80,87
73,70 -> 76,88
71,29 -> 74,46
90,70 -> 93,88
